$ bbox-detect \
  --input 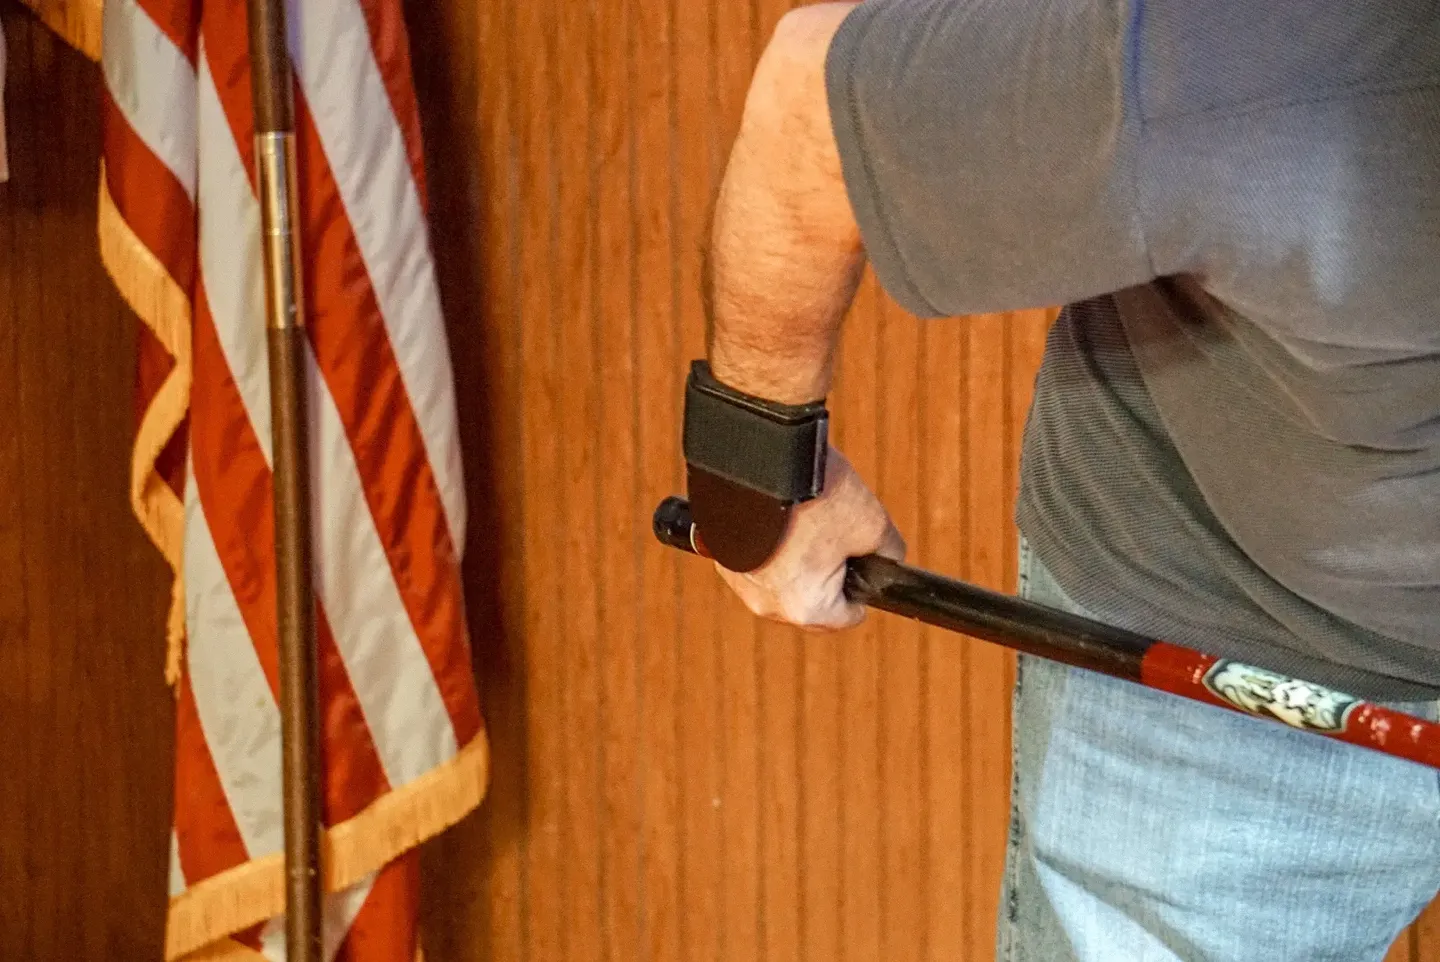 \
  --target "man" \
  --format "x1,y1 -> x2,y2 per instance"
687,0 -> 1440,958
